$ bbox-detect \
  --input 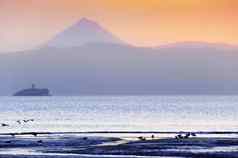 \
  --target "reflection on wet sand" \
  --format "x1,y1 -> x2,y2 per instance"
0,133 -> 238,158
